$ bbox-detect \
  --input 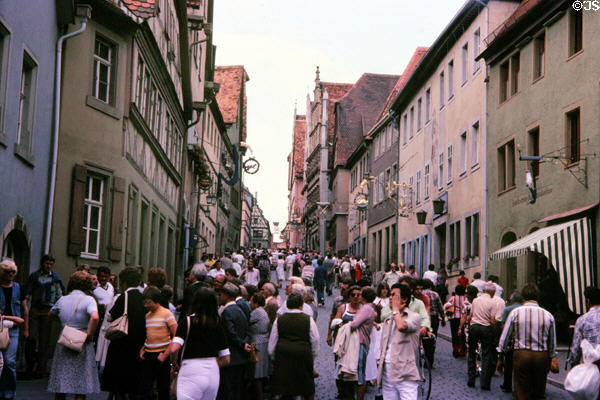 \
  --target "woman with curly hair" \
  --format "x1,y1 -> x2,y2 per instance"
165,287 -> 229,400
47,271 -> 100,399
